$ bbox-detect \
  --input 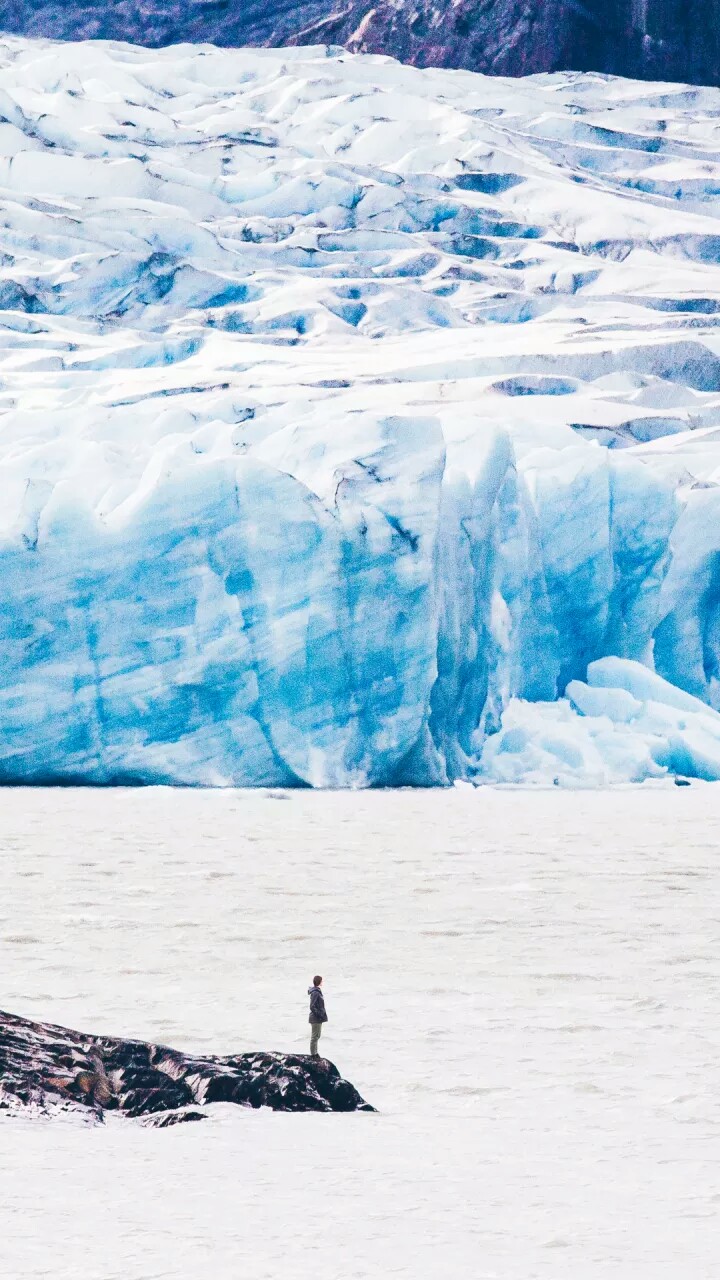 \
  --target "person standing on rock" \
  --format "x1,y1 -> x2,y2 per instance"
308,975 -> 328,1056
